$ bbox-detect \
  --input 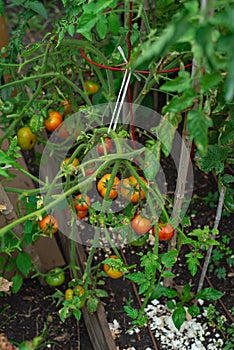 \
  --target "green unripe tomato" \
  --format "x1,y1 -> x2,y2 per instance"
17,126 -> 37,150
46,267 -> 65,287
128,232 -> 149,246
0,100 -> 14,114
